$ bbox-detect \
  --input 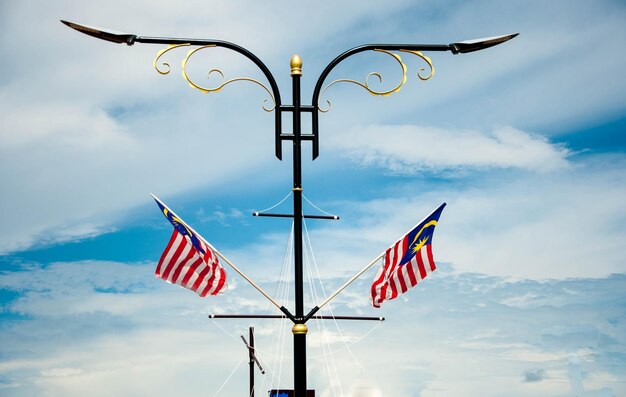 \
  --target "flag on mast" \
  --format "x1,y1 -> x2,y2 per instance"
370,203 -> 445,308
152,195 -> 227,297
